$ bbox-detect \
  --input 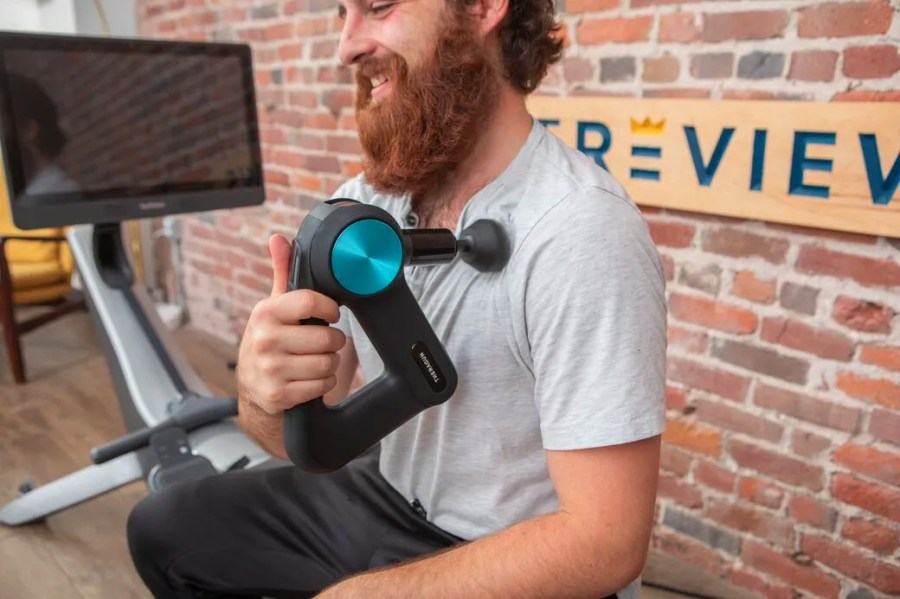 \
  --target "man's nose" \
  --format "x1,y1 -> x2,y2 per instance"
338,14 -> 377,66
